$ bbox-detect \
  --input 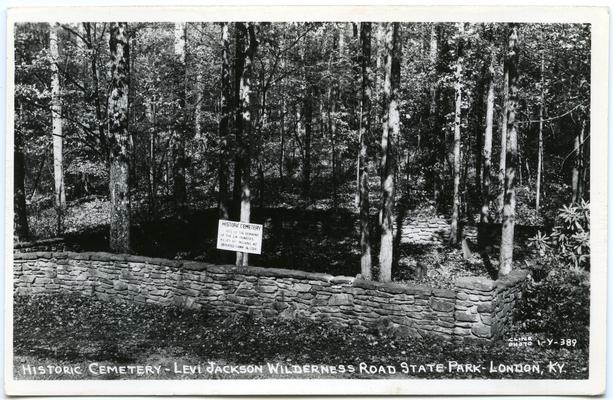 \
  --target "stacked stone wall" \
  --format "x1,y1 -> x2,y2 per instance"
398,214 -> 541,252
13,251 -> 528,343
13,238 -> 65,253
